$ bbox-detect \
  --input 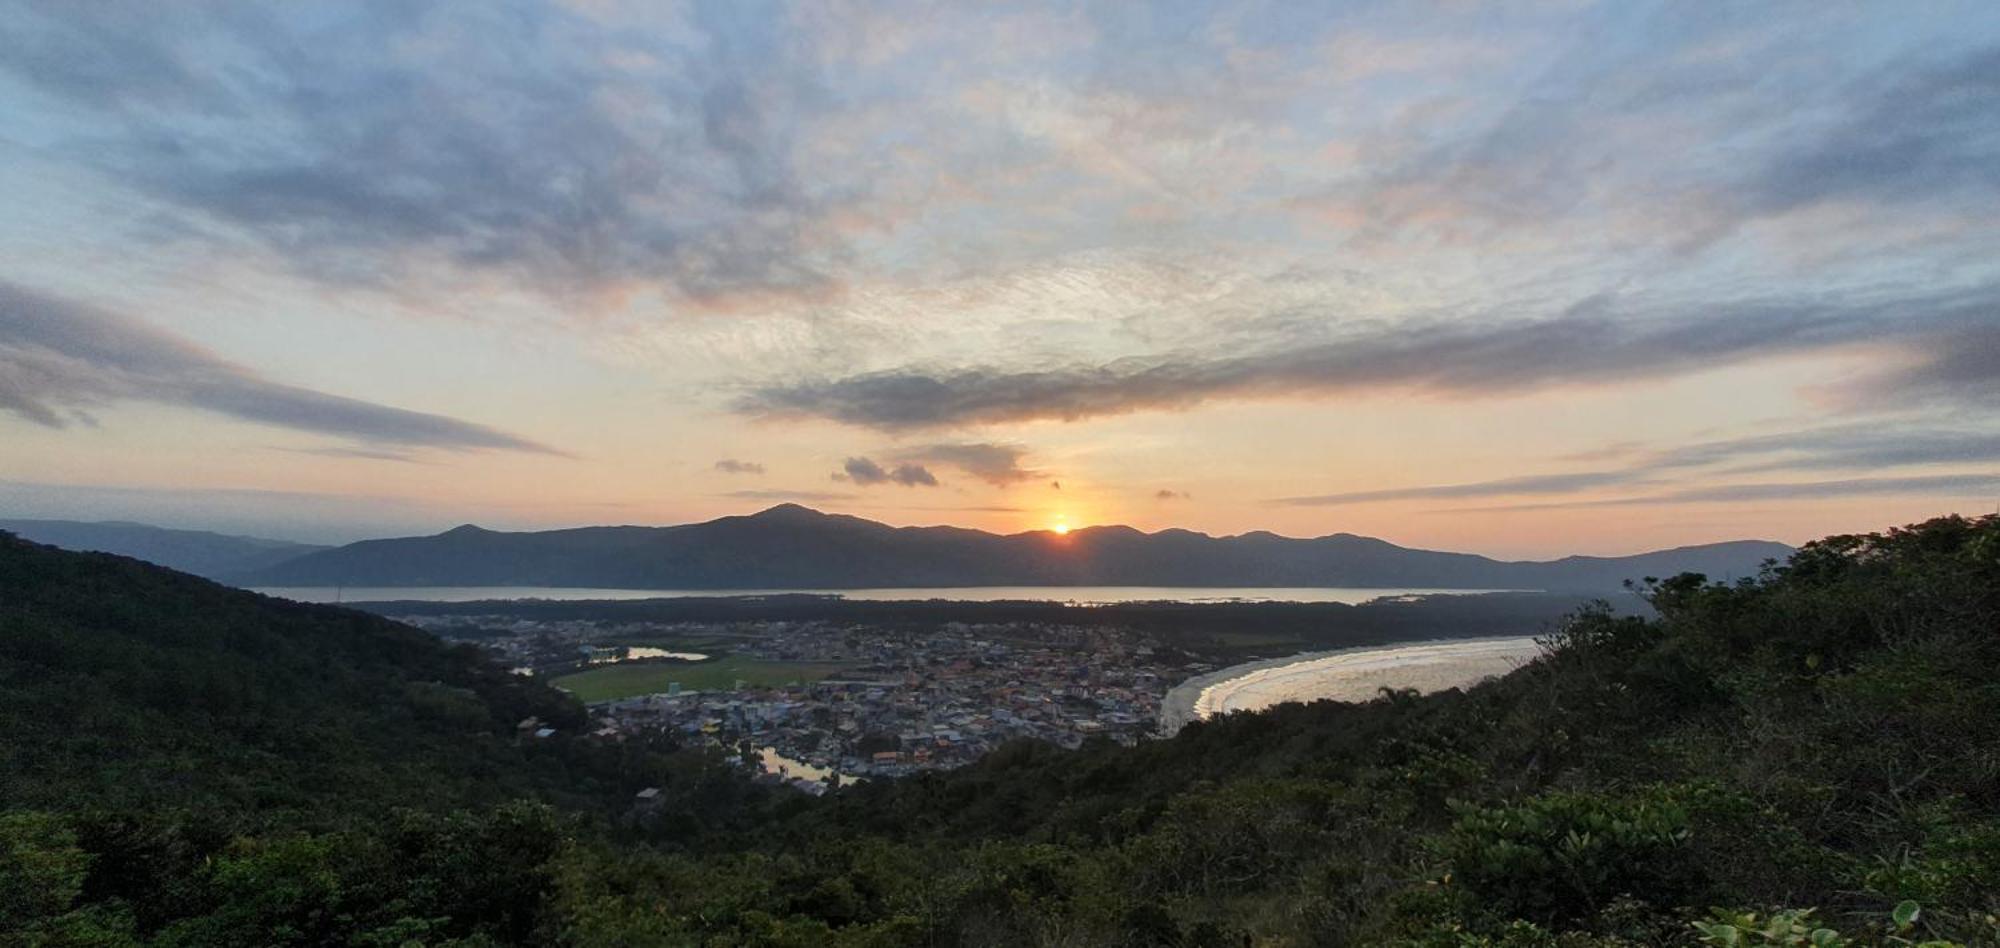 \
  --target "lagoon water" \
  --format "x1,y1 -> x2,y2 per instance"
758,746 -> 847,784
249,585 -> 1513,605
586,647 -> 708,664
